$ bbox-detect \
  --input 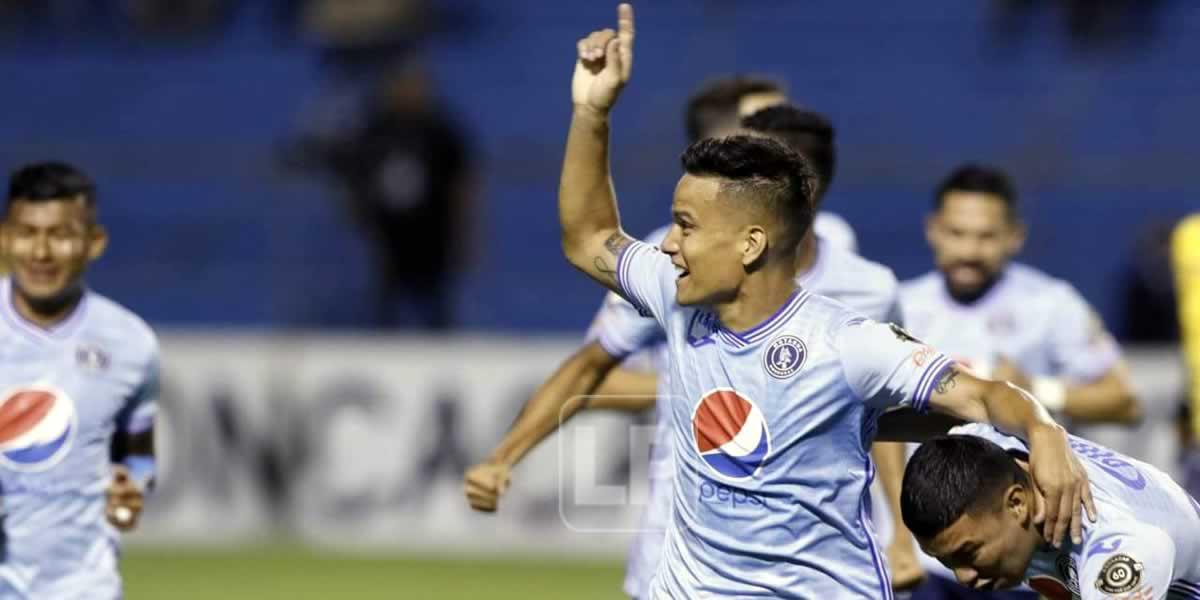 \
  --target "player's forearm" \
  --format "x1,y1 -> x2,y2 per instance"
487,344 -> 619,467
559,106 -> 623,270
979,379 -> 1064,442
586,366 -> 658,412
1061,368 -> 1141,425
